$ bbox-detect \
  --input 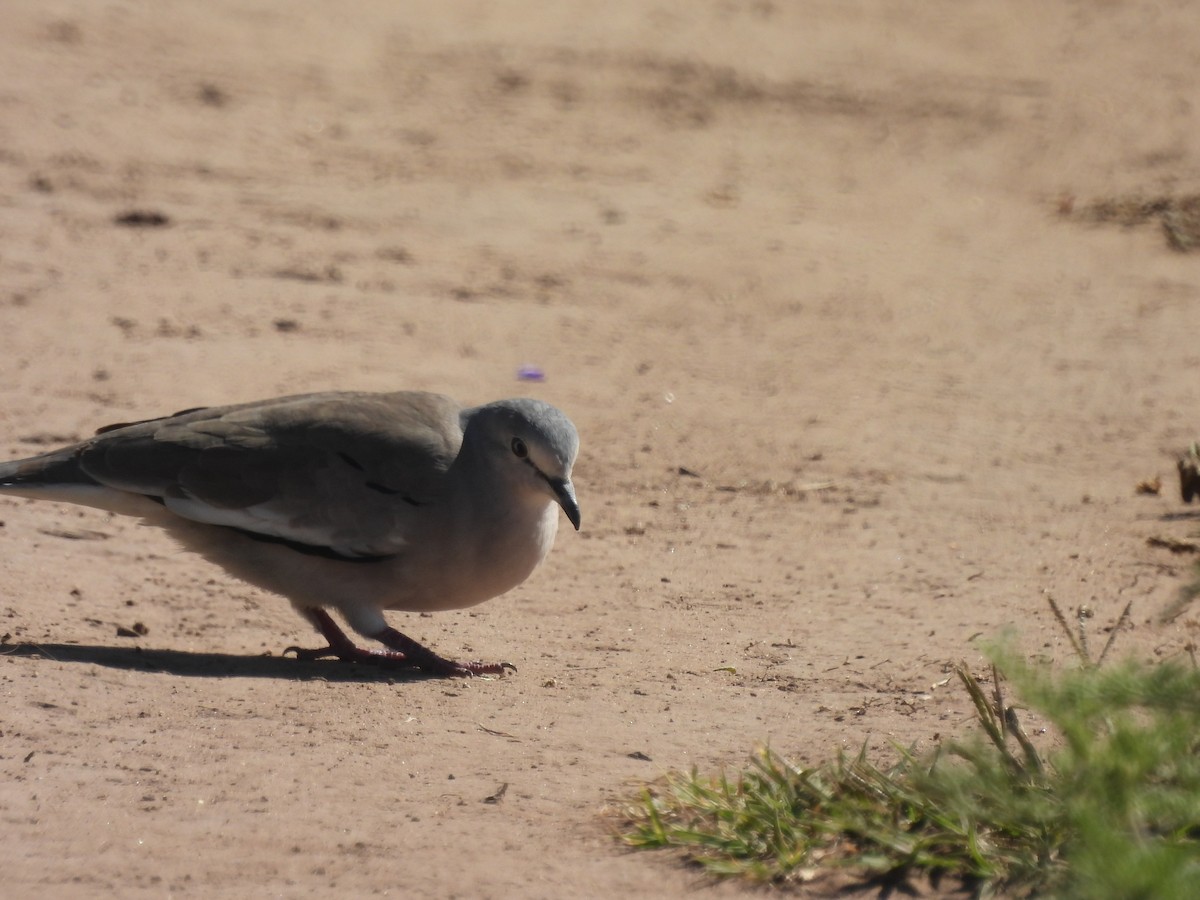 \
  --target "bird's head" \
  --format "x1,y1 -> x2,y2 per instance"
463,398 -> 581,530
